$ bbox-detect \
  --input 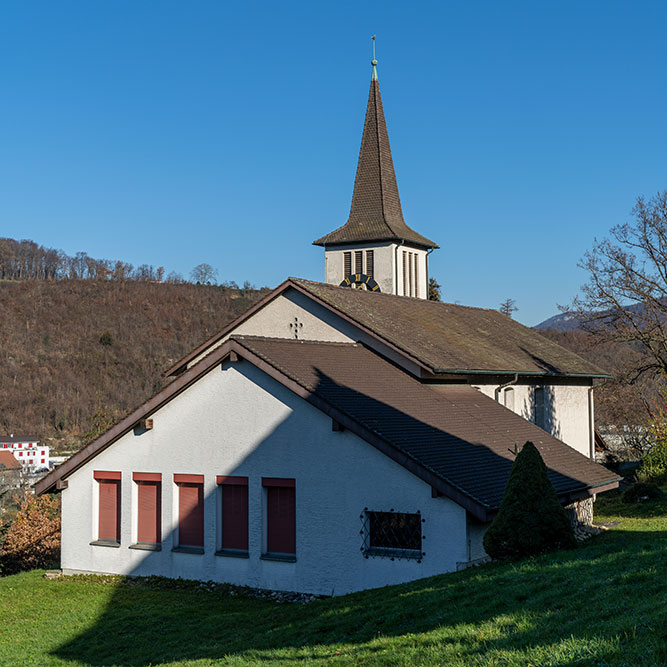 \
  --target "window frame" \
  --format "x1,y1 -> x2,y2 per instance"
173,473 -> 205,554
131,472 -> 162,551
216,475 -> 249,558
261,477 -> 296,562
92,471 -> 122,547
